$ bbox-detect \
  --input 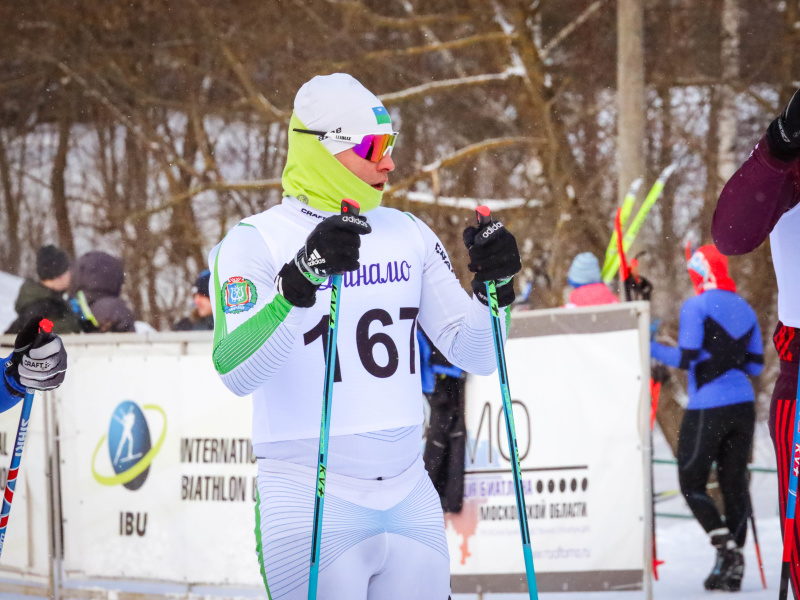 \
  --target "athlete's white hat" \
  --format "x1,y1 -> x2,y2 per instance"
293,73 -> 394,156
